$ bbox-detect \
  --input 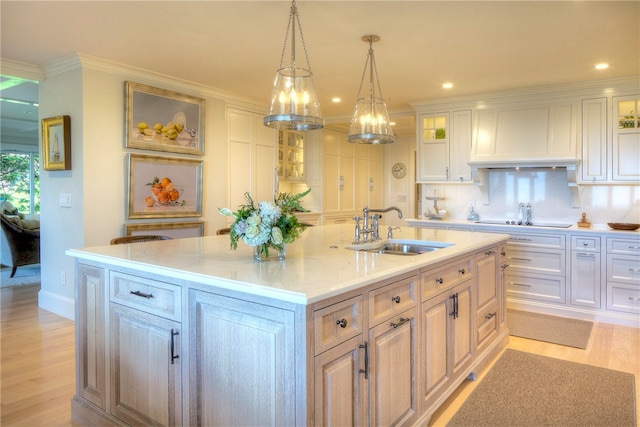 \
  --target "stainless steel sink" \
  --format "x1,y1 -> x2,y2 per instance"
474,220 -> 572,228
346,239 -> 453,255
